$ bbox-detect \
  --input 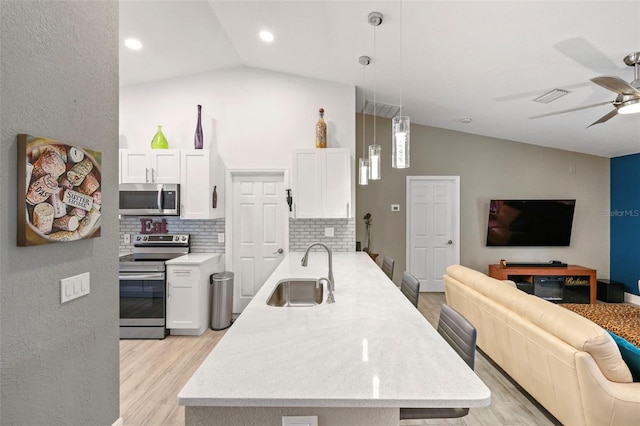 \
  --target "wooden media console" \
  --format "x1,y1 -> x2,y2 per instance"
488,264 -> 597,304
